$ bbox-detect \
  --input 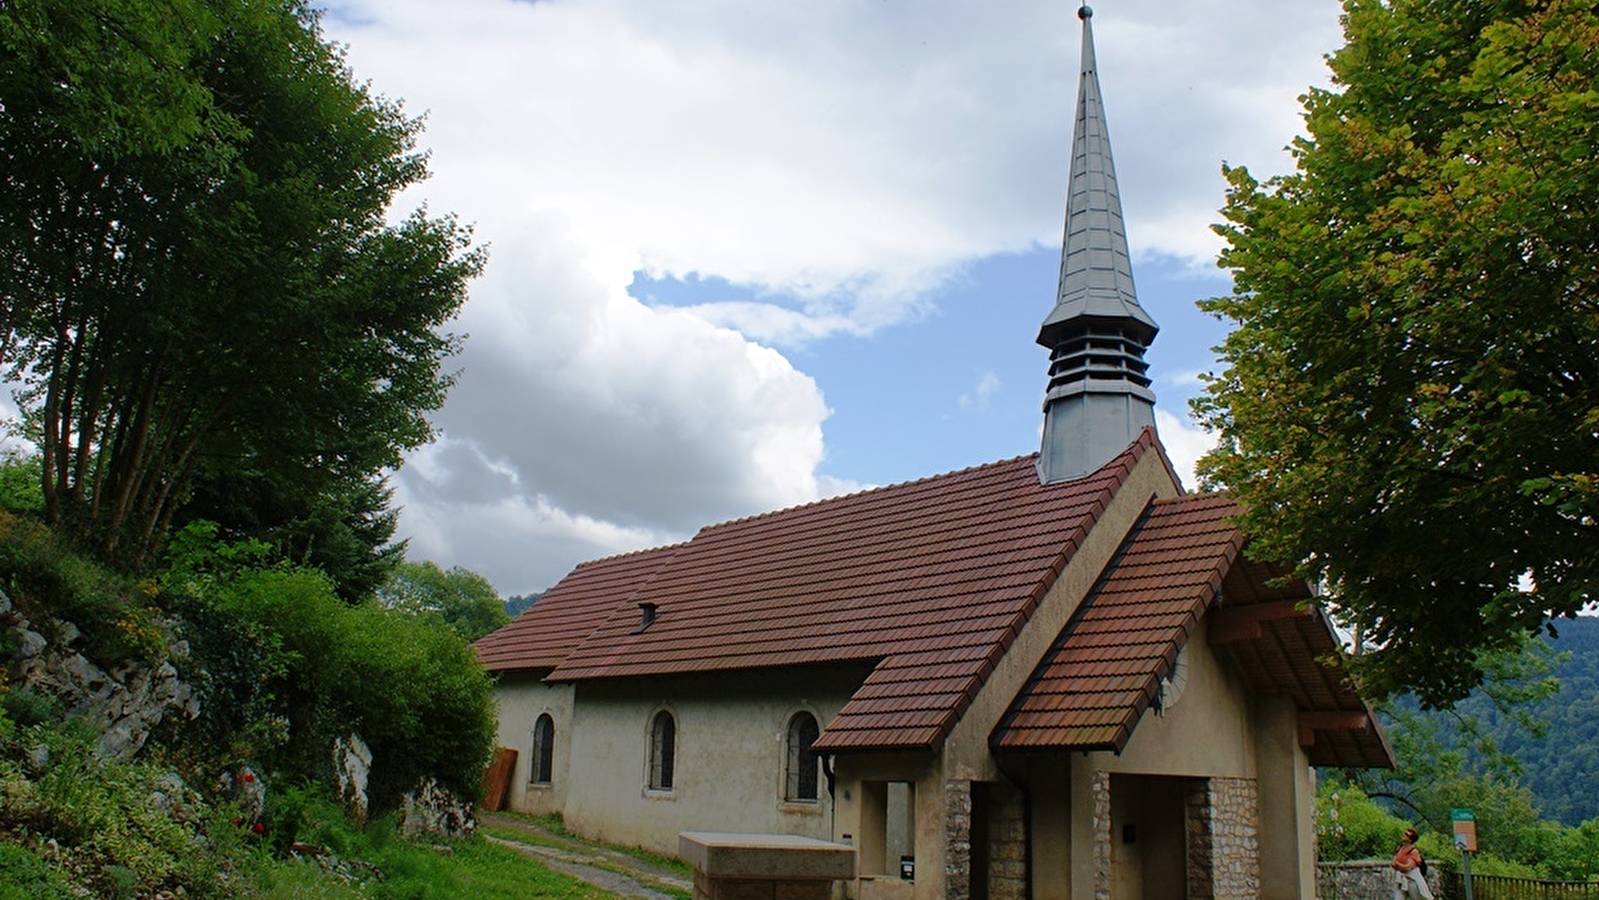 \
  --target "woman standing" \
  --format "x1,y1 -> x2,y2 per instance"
1391,828 -> 1434,899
